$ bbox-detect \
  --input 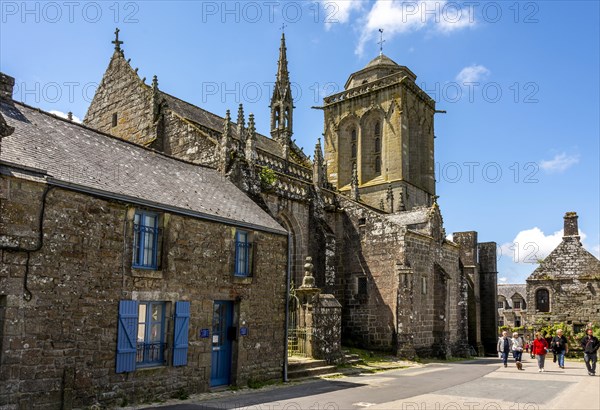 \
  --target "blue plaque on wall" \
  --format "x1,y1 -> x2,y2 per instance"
199,328 -> 210,338
240,327 -> 248,336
